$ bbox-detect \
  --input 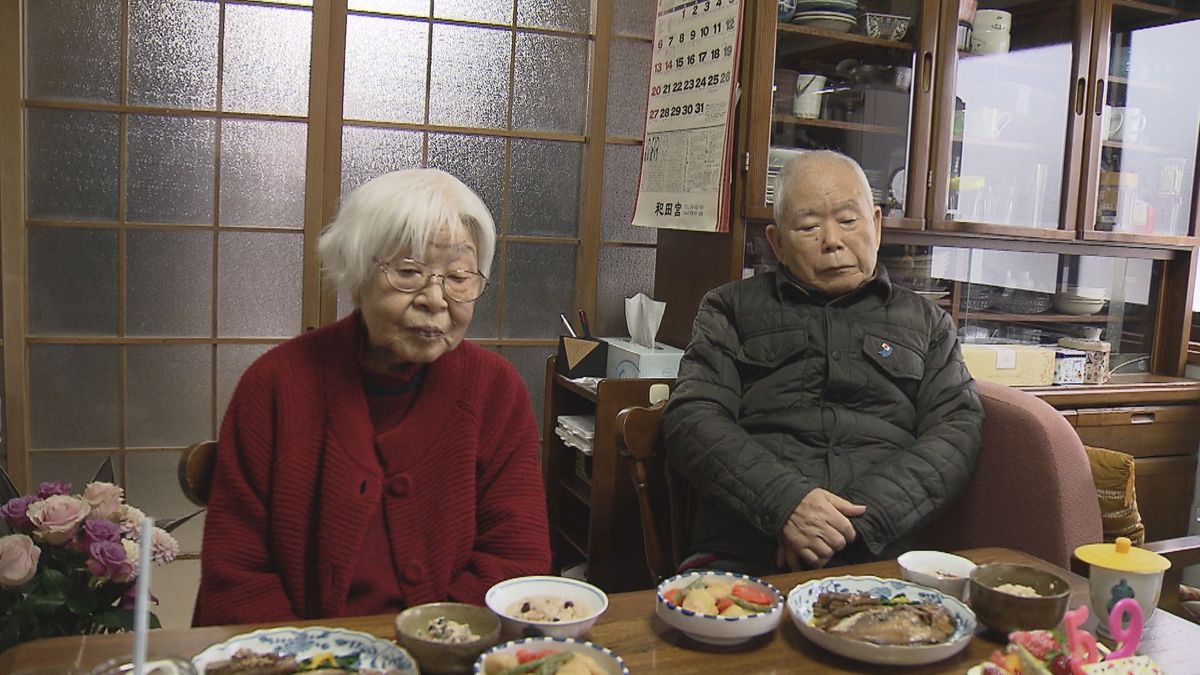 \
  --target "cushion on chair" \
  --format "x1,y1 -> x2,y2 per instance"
1083,445 -> 1145,546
